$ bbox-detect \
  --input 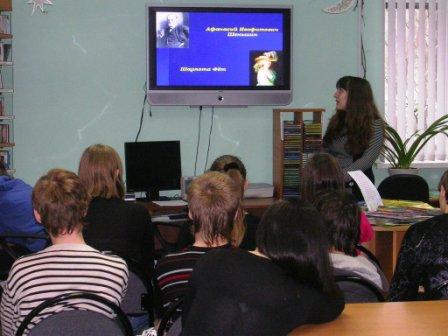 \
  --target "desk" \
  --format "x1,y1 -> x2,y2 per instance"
292,300 -> 448,335
145,197 -> 276,217
365,225 -> 409,281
